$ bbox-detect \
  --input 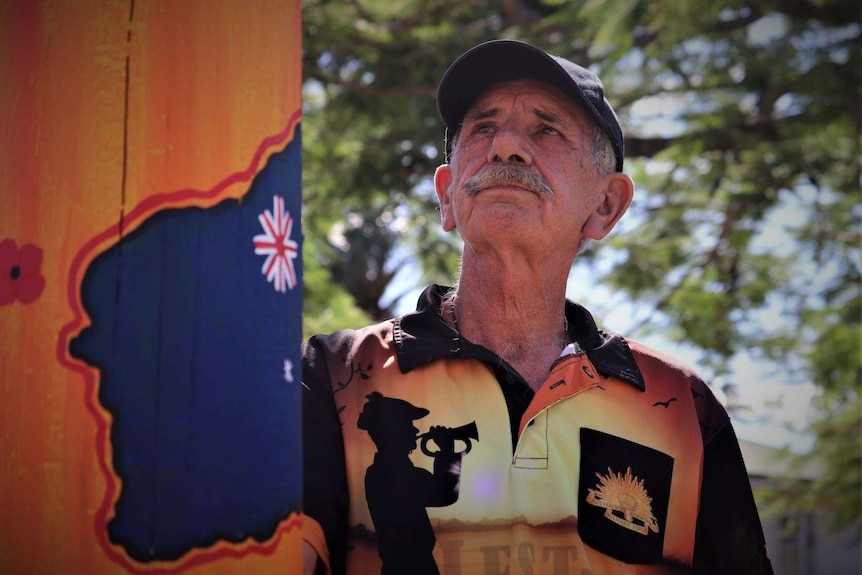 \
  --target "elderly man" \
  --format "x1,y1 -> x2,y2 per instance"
302,40 -> 772,575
